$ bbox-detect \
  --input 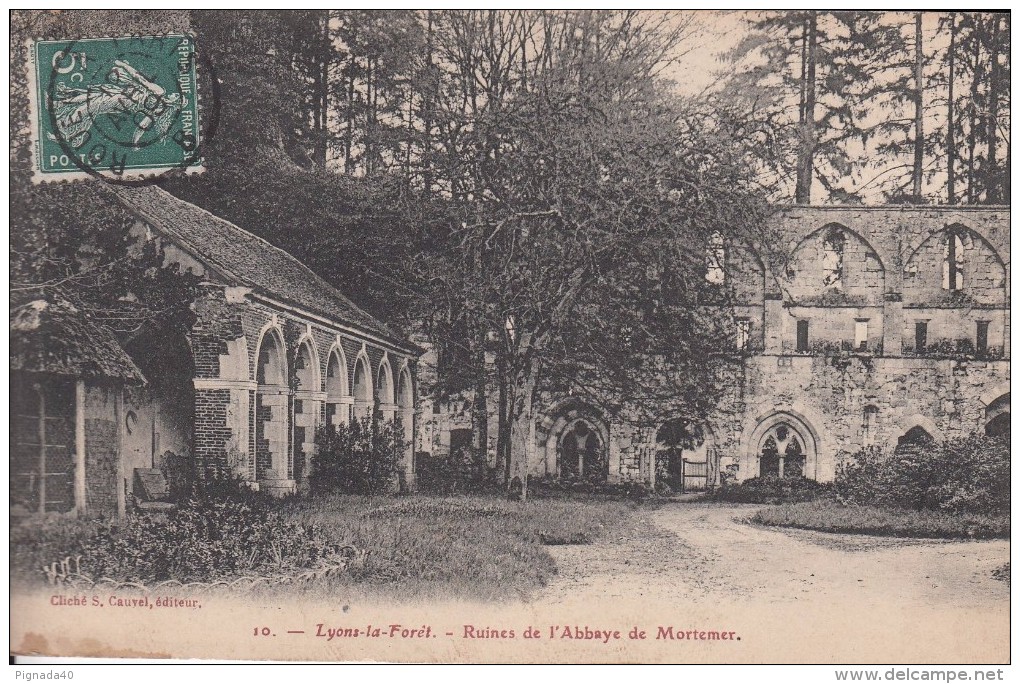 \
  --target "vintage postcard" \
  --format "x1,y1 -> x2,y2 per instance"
9,10 -> 1010,667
